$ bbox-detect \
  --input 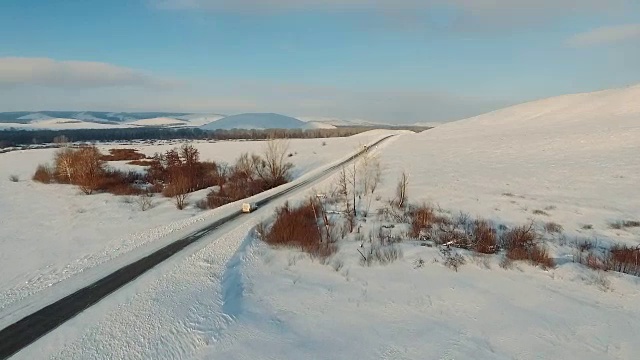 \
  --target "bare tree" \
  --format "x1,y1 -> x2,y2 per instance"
395,170 -> 408,209
253,139 -> 294,187
74,146 -> 105,195
168,169 -> 190,210
337,166 -> 354,232
54,147 -> 77,183
359,152 -> 382,216
53,135 -> 69,144
348,161 -> 357,218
